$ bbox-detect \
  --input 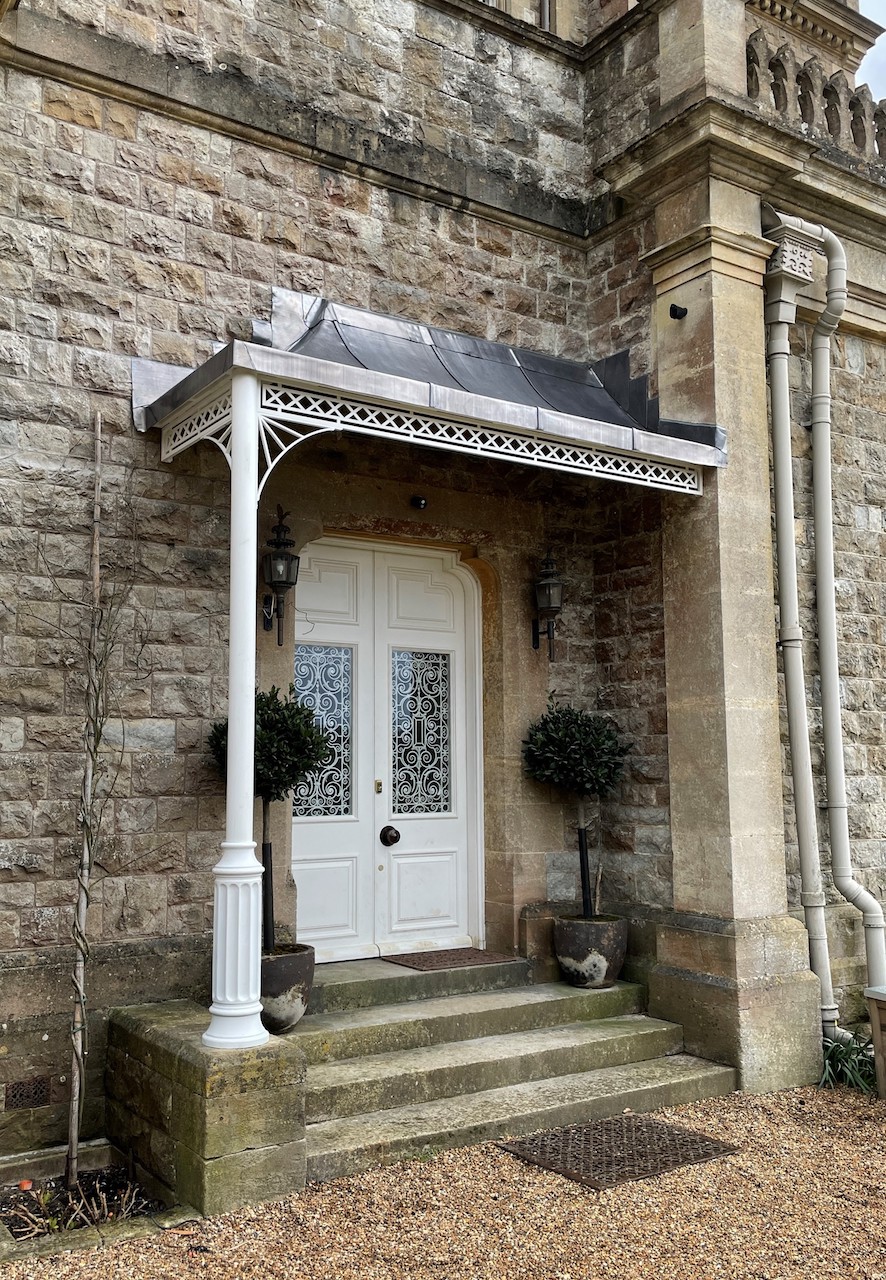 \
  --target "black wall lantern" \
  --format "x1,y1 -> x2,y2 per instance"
532,552 -> 564,660
261,506 -> 300,645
